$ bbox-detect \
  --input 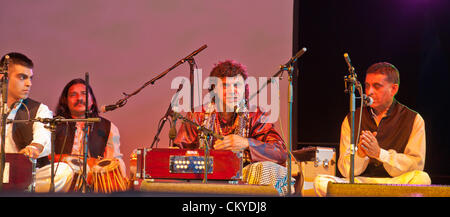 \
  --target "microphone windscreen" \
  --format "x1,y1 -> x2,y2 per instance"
100,105 -> 107,113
